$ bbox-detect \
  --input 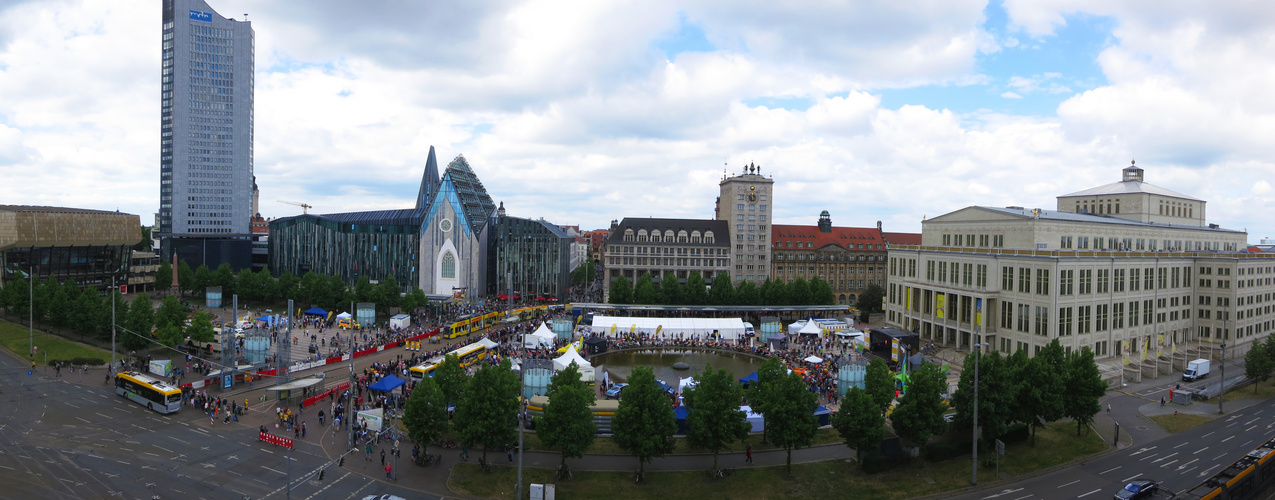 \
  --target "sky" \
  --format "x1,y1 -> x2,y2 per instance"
1,0 -> 1273,244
